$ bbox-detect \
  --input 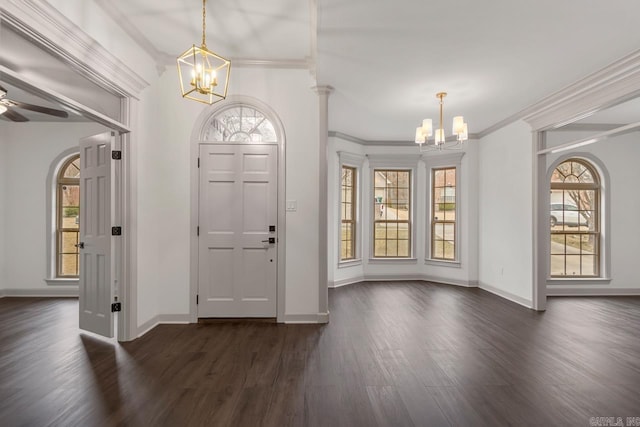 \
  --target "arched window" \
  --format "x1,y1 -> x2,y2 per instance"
550,159 -> 600,277
56,155 -> 80,278
201,105 -> 277,142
